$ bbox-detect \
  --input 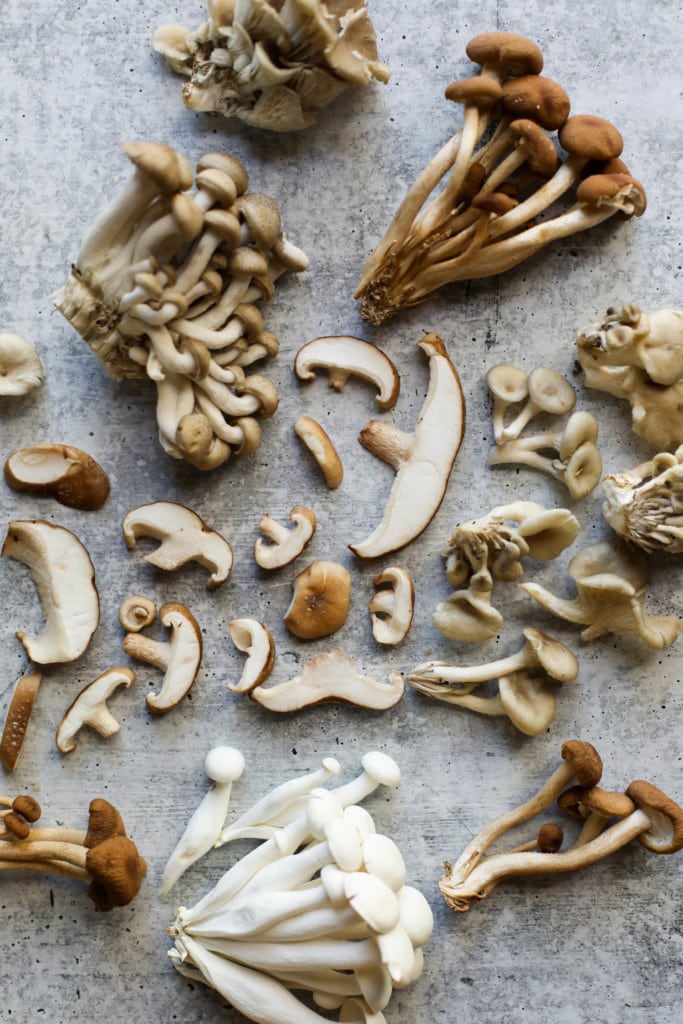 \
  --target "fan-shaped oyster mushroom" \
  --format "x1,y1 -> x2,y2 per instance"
601,448 -> 683,552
